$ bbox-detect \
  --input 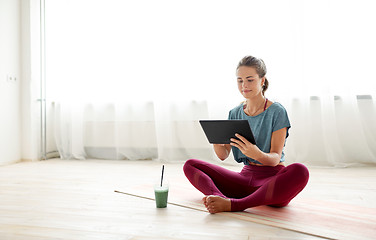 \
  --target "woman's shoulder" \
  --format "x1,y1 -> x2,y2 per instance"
266,101 -> 290,125
267,101 -> 287,112
230,102 -> 245,111
228,102 -> 245,118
